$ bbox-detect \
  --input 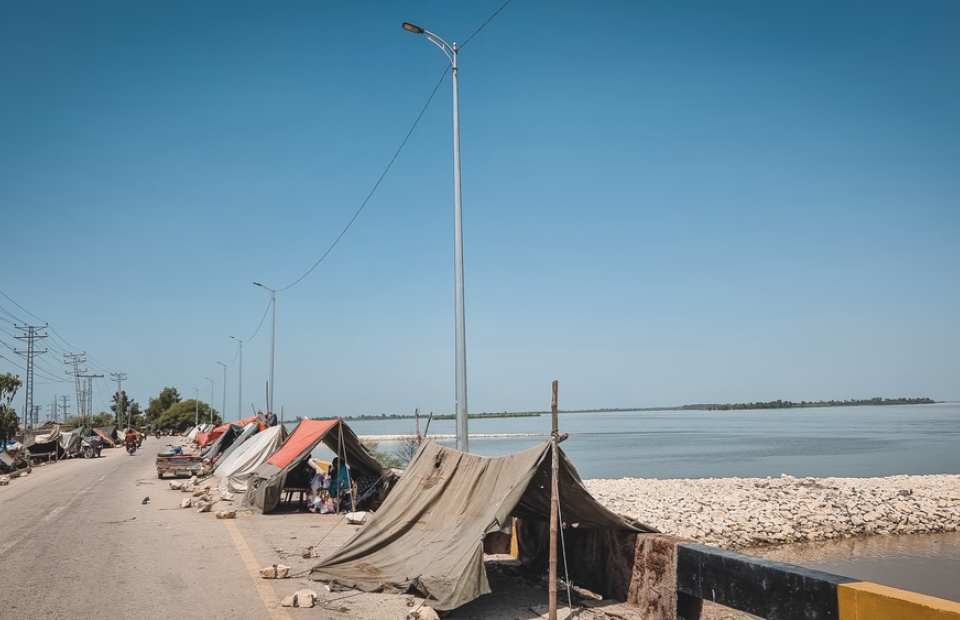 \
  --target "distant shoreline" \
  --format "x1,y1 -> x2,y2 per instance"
314,397 -> 938,422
